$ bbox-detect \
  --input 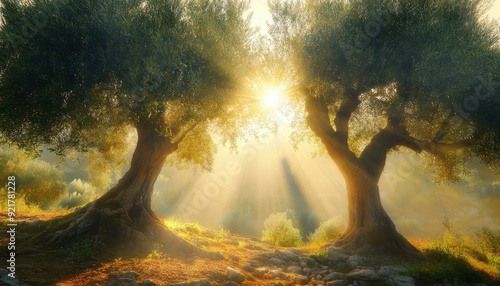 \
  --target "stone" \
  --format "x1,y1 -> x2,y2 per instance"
302,267 -> 313,274
316,274 -> 323,280
227,267 -> 245,283
327,280 -> 348,286
324,272 -> 346,281
378,266 -> 408,278
392,275 -> 415,286
253,267 -> 269,278
290,248 -> 303,255
300,257 -> 316,268
282,251 -> 300,262
346,268 -> 379,280
328,248 -> 348,261
0,270 -> 20,286
225,282 -> 239,286
322,266 -> 329,270
242,264 -> 255,273
108,278 -> 137,286
293,275 -> 309,285
166,280 -> 213,286
270,257 -> 286,265
269,269 -> 287,279
138,280 -> 157,286
286,265 -> 302,274
247,260 -> 260,267
347,255 -> 365,268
